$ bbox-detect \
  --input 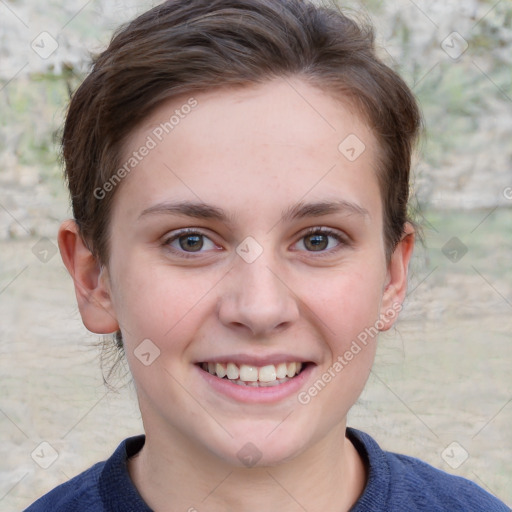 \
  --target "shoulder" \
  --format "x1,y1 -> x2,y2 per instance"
384,451 -> 509,511
24,461 -> 105,511
25,435 -> 147,512
347,428 -> 510,512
